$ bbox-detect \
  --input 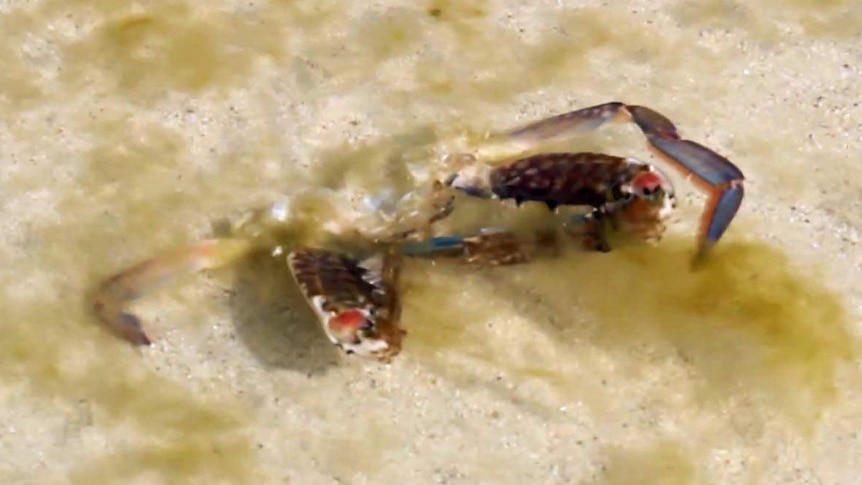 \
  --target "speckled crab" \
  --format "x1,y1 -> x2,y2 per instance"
93,102 -> 744,361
